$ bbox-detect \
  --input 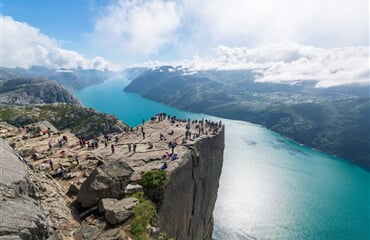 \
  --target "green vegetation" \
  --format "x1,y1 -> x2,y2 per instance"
138,170 -> 168,208
0,104 -> 127,138
139,170 -> 167,188
130,192 -> 157,240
